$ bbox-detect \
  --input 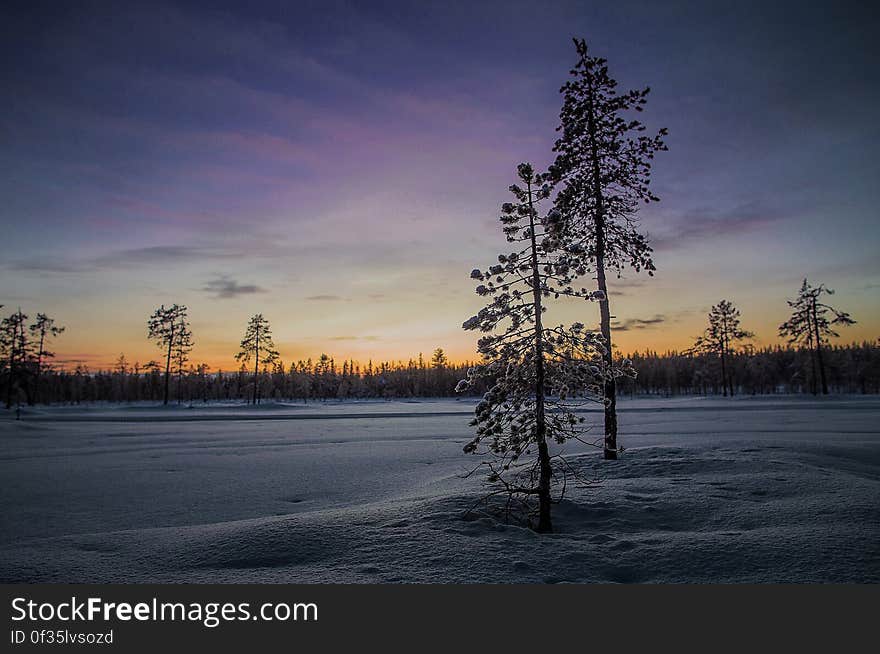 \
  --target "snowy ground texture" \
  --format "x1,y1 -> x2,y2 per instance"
1,396 -> 878,583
